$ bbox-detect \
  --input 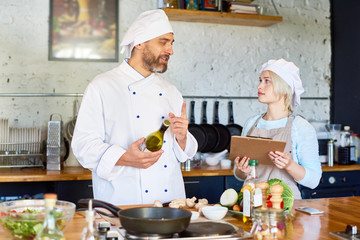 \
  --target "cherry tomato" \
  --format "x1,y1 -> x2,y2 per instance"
232,204 -> 240,212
